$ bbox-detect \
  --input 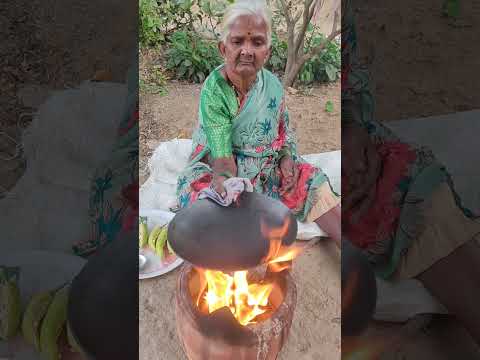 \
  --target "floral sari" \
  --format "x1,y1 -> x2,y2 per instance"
342,1 -> 479,279
176,65 -> 339,222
